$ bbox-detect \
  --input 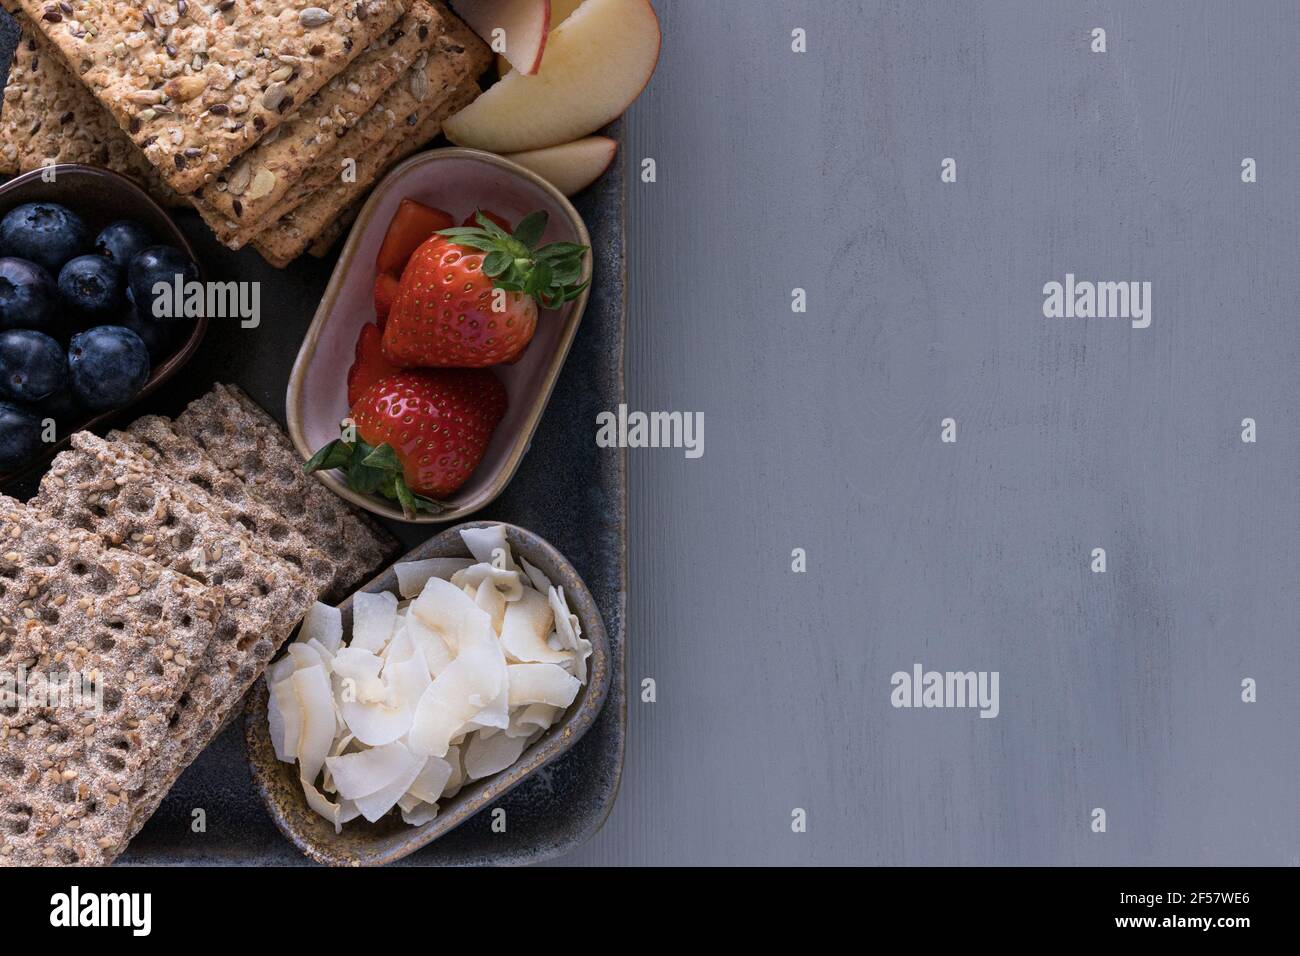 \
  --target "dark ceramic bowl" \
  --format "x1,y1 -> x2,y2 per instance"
243,521 -> 611,866
0,164 -> 207,483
